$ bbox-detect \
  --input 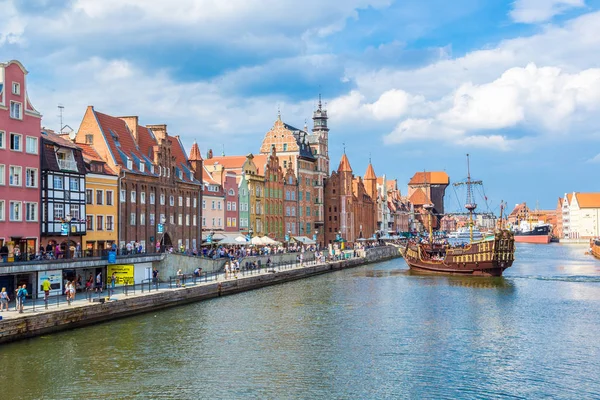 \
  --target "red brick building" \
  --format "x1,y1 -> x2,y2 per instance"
263,146 -> 285,240
75,107 -> 203,251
